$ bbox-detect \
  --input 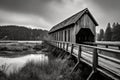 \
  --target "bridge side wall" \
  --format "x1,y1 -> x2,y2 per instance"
49,24 -> 76,43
